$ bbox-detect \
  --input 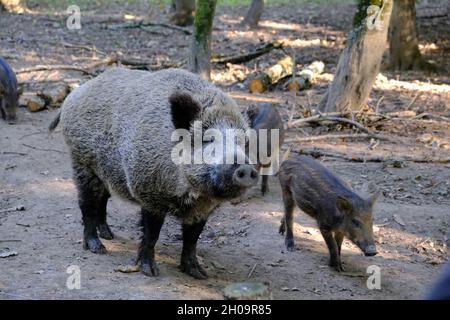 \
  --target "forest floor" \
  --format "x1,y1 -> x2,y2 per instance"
0,1 -> 449,300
